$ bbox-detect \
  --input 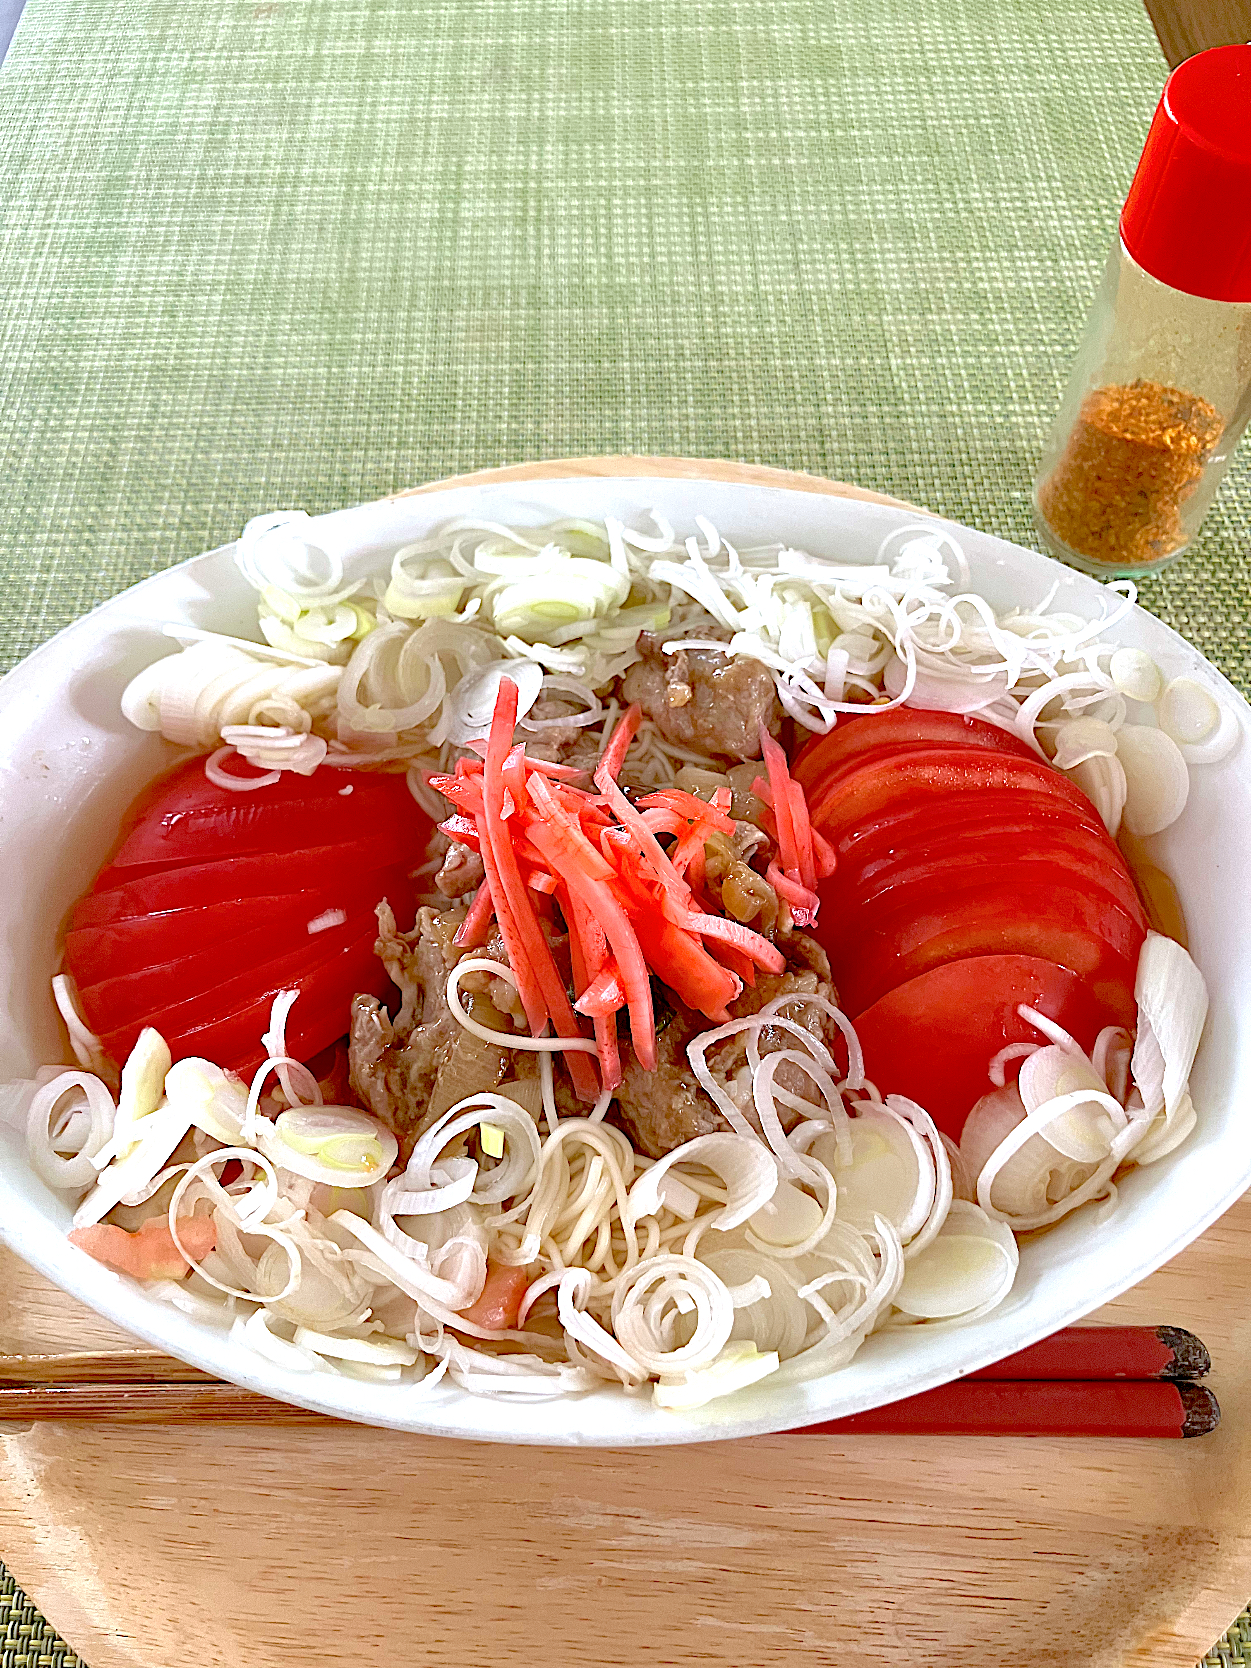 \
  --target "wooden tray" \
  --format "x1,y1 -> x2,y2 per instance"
2,459 -> 1248,1668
